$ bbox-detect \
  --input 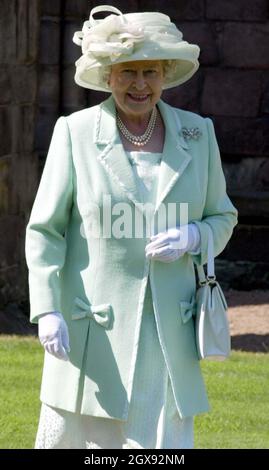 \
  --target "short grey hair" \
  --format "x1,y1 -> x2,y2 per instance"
102,65 -> 112,85
162,59 -> 177,84
102,59 -> 178,87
